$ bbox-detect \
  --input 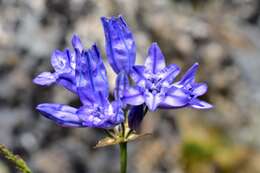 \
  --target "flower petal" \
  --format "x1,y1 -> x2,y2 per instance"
122,87 -> 145,105
144,43 -> 166,74
56,74 -> 77,93
33,72 -> 57,86
144,91 -> 164,111
36,103 -> 83,127
161,86 -> 189,107
71,34 -> 83,52
75,45 -> 109,105
192,82 -> 208,96
75,49 -> 95,104
190,98 -> 213,109
65,48 -> 76,70
178,62 -> 199,86
159,64 -> 180,84
130,65 -> 146,84
51,50 -> 71,74
77,106 -> 109,128
114,72 -> 129,100
101,15 -> 136,73
77,104 -> 124,129
111,101 -> 125,124
88,44 -> 109,96
97,91 -> 110,108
